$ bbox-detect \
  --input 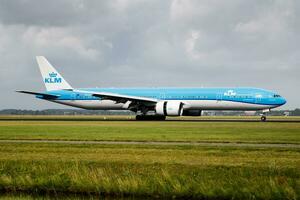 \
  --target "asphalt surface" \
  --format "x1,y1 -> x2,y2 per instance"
0,139 -> 299,148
